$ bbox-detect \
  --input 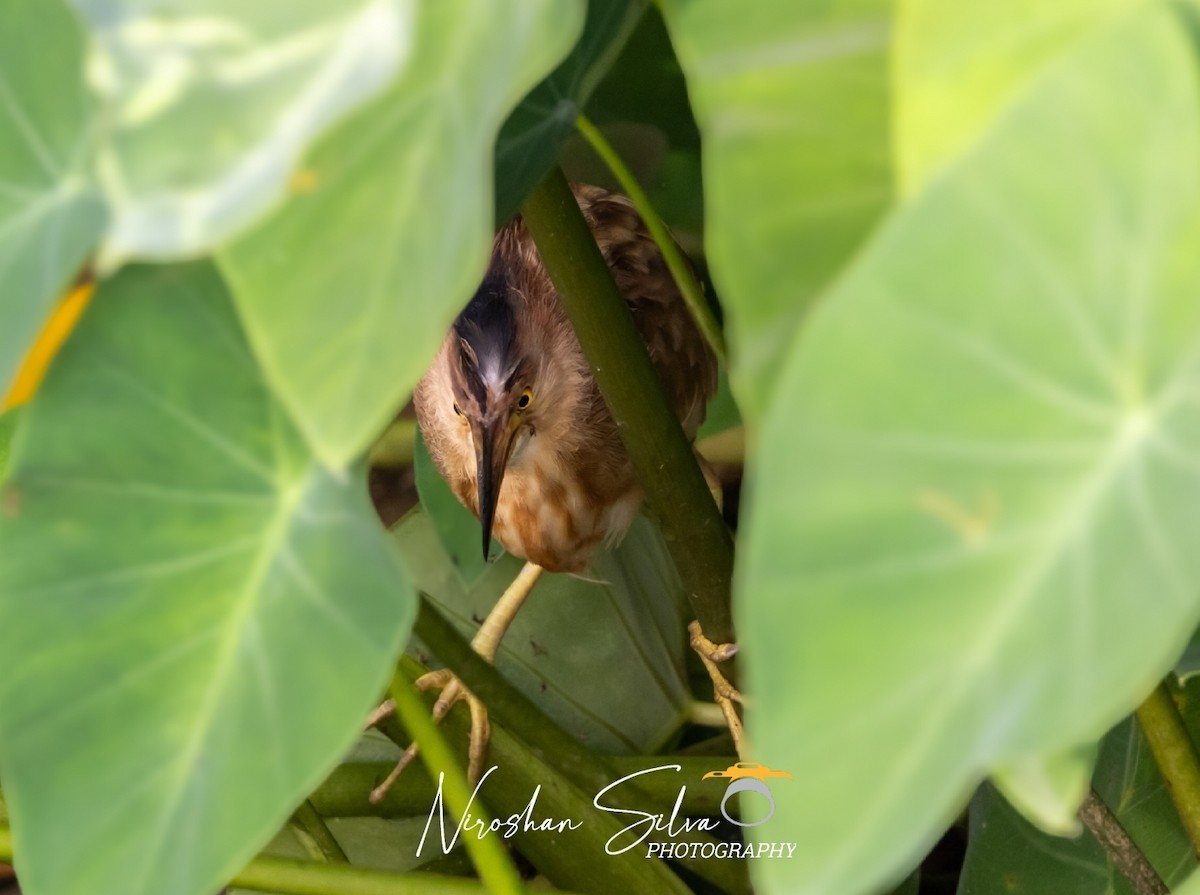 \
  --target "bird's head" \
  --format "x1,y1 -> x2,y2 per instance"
440,270 -> 544,561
